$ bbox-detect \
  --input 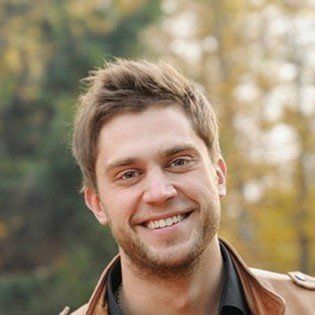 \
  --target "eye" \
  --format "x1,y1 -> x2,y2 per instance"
120,170 -> 139,179
169,157 -> 191,168
114,169 -> 143,186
